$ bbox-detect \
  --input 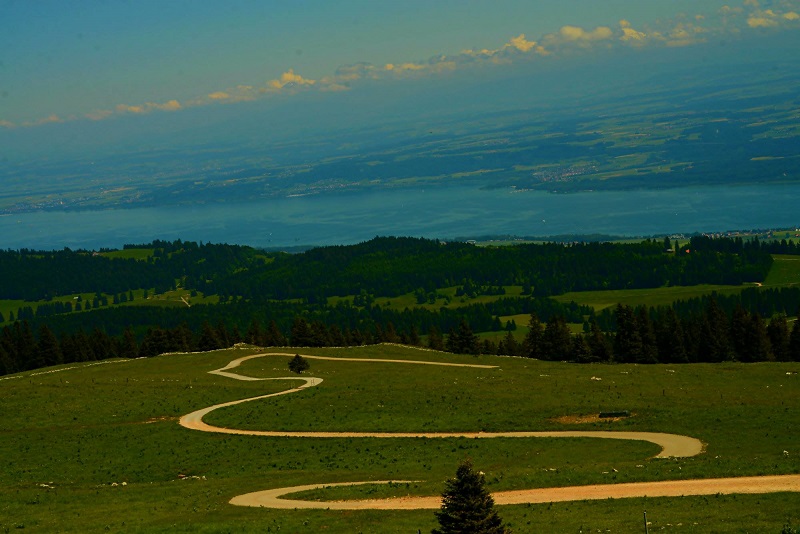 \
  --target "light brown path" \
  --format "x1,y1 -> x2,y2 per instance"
179,351 -> 797,510
180,352 -> 702,457
231,475 -> 800,510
